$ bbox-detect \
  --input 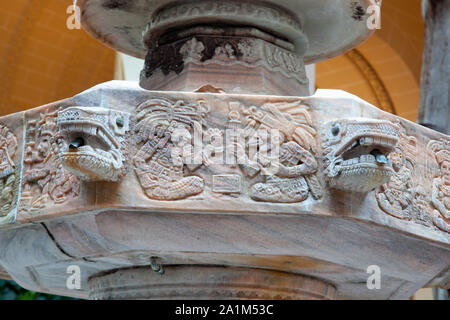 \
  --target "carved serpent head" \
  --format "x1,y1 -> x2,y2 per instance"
57,107 -> 130,182
321,118 -> 399,193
